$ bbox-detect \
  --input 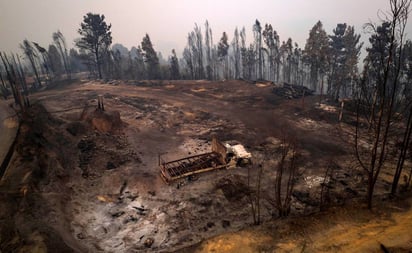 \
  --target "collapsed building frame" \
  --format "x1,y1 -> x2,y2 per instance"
159,137 -> 228,183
